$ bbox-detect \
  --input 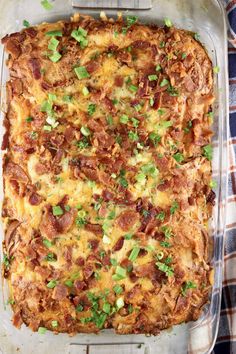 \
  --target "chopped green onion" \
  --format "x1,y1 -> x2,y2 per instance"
128,131 -> 138,141
148,74 -> 158,81
156,64 -> 161,71
76,304 -> 84,312
23,20 -> 30,28
194,33 -> 200,41
124,233 -> 133,240
173,152 -> 184,163
160,78 -> 169,87
45,253 -> 56,262
65,280 -> 73,287
128,246 -> 140,262
160,241 -> 171,248
43,239 -> 53,248
48,52 -> 62,63
156,261 -> 174,277
48,37 -> 59,51
47,280 -> 58,289
71,27 -> 88,49
113,284 -> 123,294
102,302 -> 111,314
167,85 -> 179,96
51,320 -> 58,328
170,201 -> 179,215
182,52 -> 187,59
26,116 -> 33,122
213,66 -> 220,74
110,258 -> 118,266
82,86 -> 89,96
210,179 -> 217,188
88,103 -> 96,116
80,126 -> 91,136
129,84 -> 138,93
74,66 -> 90,79
135,172 -> 146,183
181,281 -> 197,296
52,205 -> 64,216
150,97 -> 154,106
164,18 -> 172,27
41,0 -> 53,10
112,266 -> 126,281
38,326 -> 47,334
46,30 -> 63,37
149,132 -> 161,146
203,144 -> 213,161
126,15 -> 138,27
120,114 -> 129,124
156,211 -> 165,222
62,95 -> 72,103
116,297 -> 124,309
